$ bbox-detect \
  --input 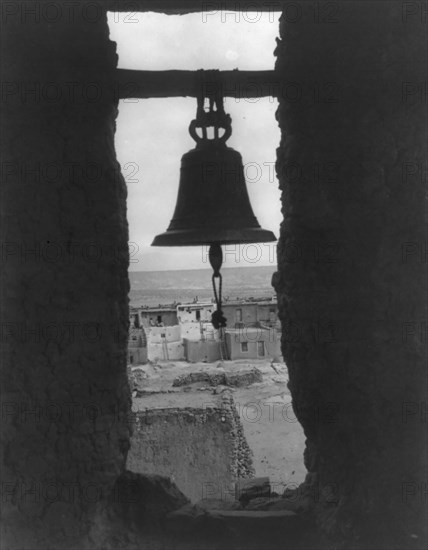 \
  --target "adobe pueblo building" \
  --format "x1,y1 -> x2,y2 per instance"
1,1 -> 427,549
